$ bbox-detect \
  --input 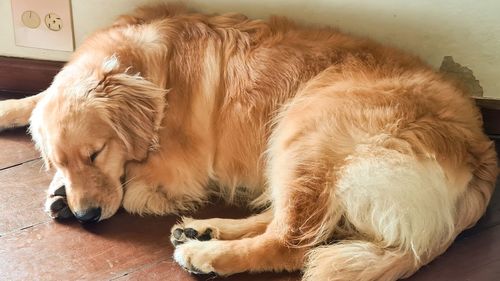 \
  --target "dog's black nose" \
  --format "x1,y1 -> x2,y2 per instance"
74,207 -> 101,223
